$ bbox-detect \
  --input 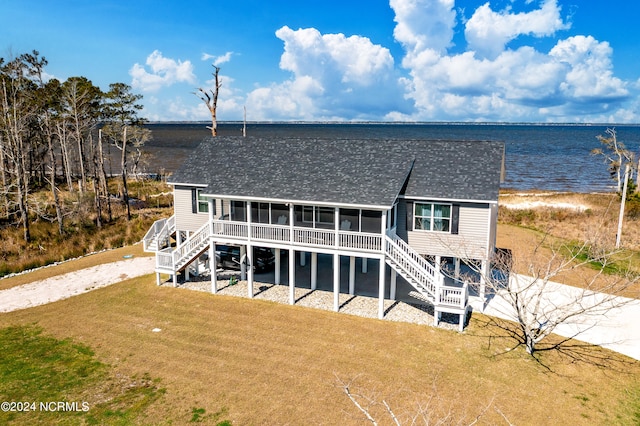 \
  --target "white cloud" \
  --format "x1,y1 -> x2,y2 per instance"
142,1 -> 636,122
390,0 -> 457,56
202,51 -> 234,66
389,0 -> 634,122
246,26 -> 408,120
130,50 -> 196,92
465,0 -> 570,58
549,35 -> 627,100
